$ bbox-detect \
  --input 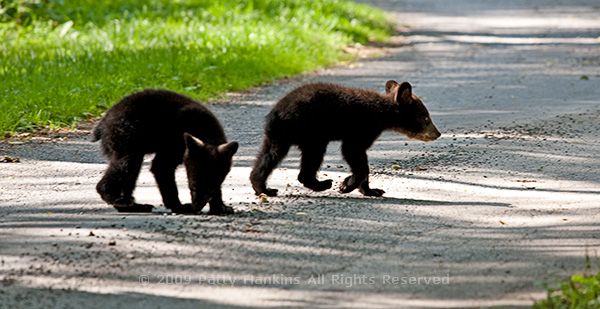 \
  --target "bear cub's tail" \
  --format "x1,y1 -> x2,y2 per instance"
91,119 -> 104,142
